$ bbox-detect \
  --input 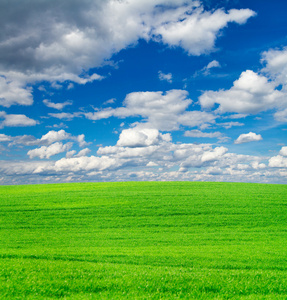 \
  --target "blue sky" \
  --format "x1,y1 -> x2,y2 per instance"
0,0 -> 286,184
